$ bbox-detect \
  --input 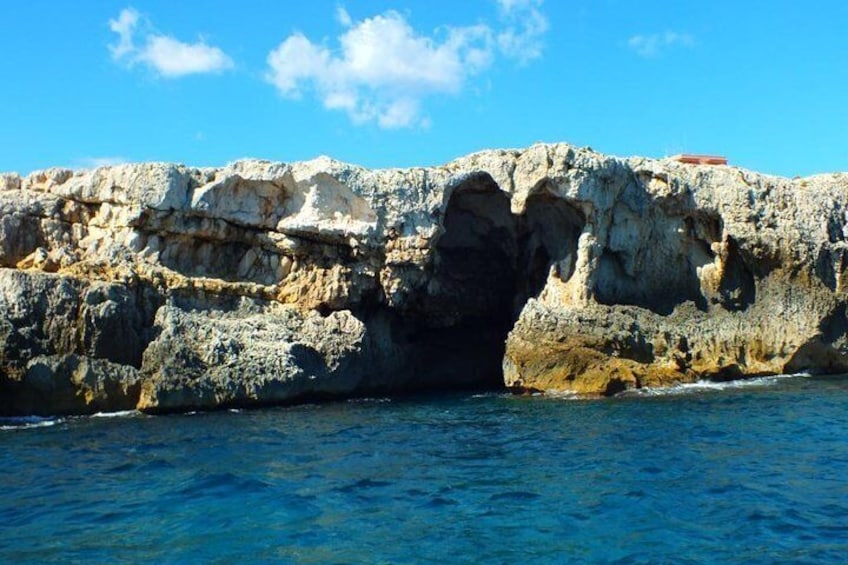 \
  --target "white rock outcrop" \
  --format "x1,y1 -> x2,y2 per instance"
1,144 -> 846,414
